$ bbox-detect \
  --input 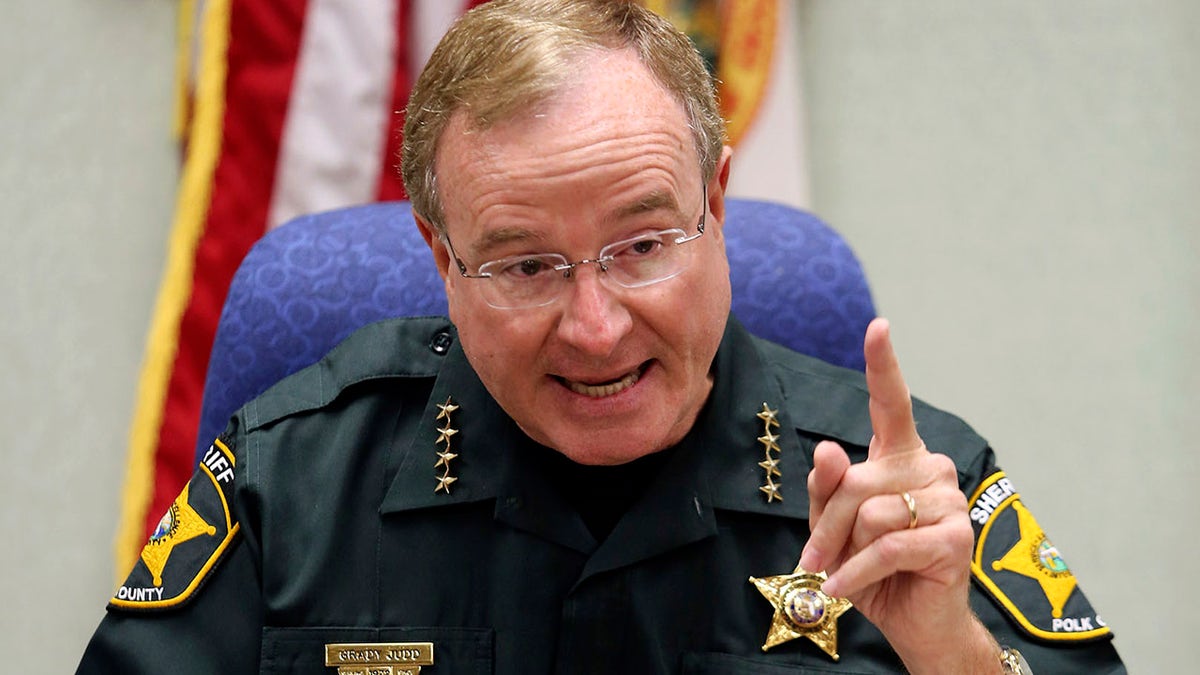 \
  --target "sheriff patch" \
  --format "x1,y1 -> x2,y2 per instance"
109,437 -> 240,611
970,470 -> 1111,642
